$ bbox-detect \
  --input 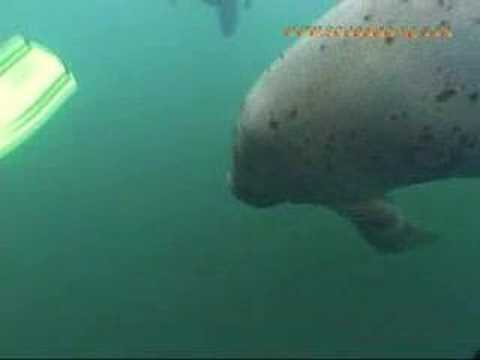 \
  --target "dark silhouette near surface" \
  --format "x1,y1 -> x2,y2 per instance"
170,1 -> 253,37
202,0 -> 239,37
